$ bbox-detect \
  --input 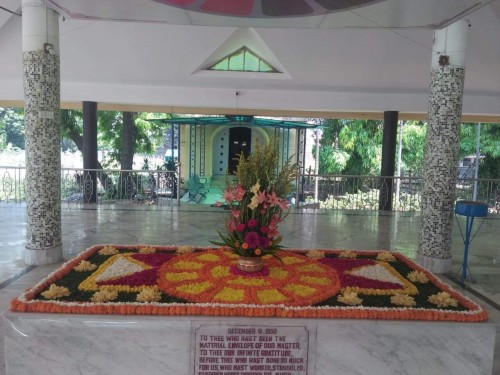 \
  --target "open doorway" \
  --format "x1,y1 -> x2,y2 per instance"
228,127 -> 251,174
